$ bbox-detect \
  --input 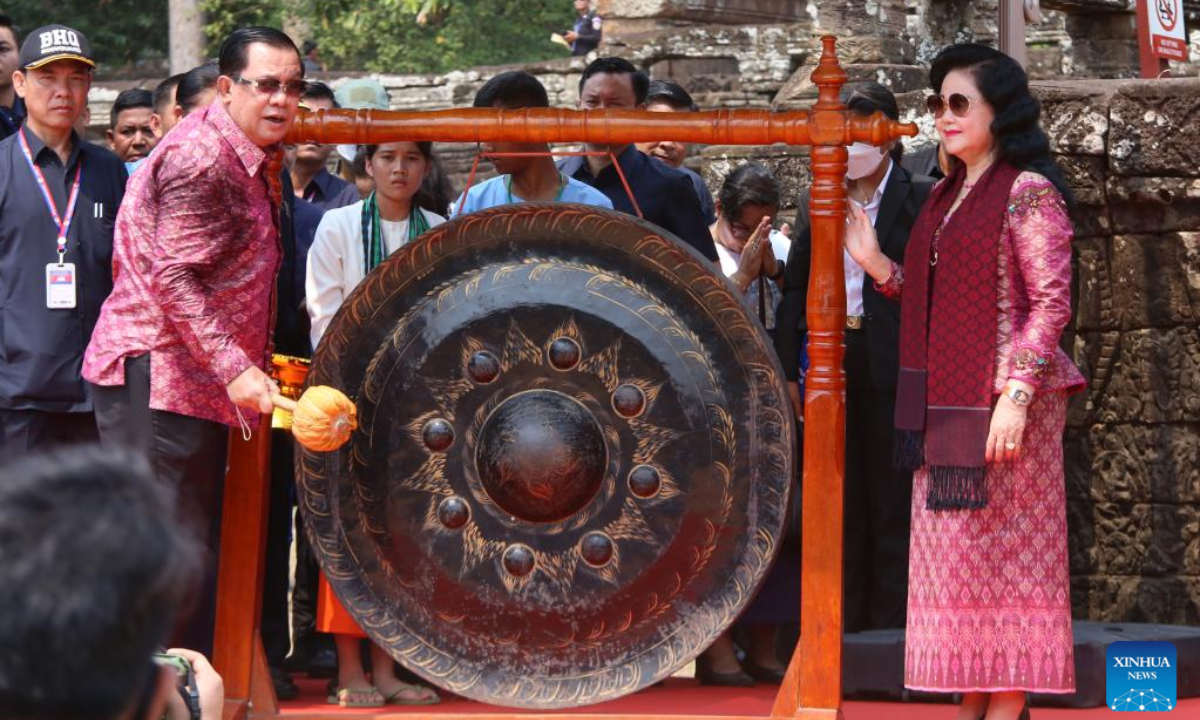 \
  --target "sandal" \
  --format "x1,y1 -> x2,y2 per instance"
326,686 -> 385,707
382,681 -> 441,705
